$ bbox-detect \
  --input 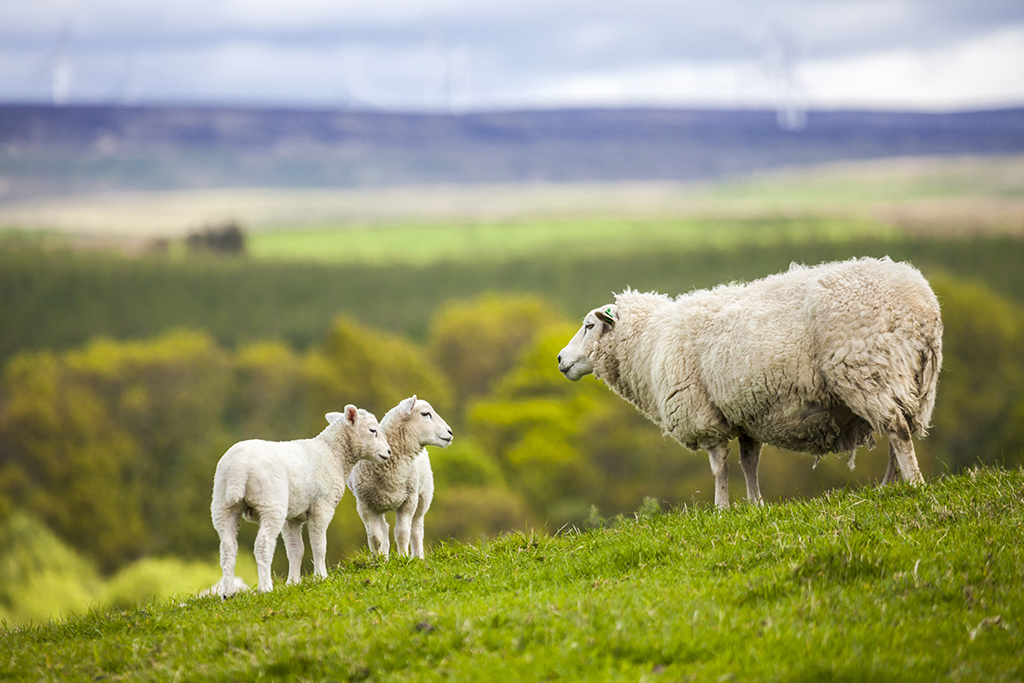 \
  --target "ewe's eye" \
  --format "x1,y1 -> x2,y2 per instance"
584,323 -> 594,331
421,411 -> 432,418
369,428 -> 377,435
